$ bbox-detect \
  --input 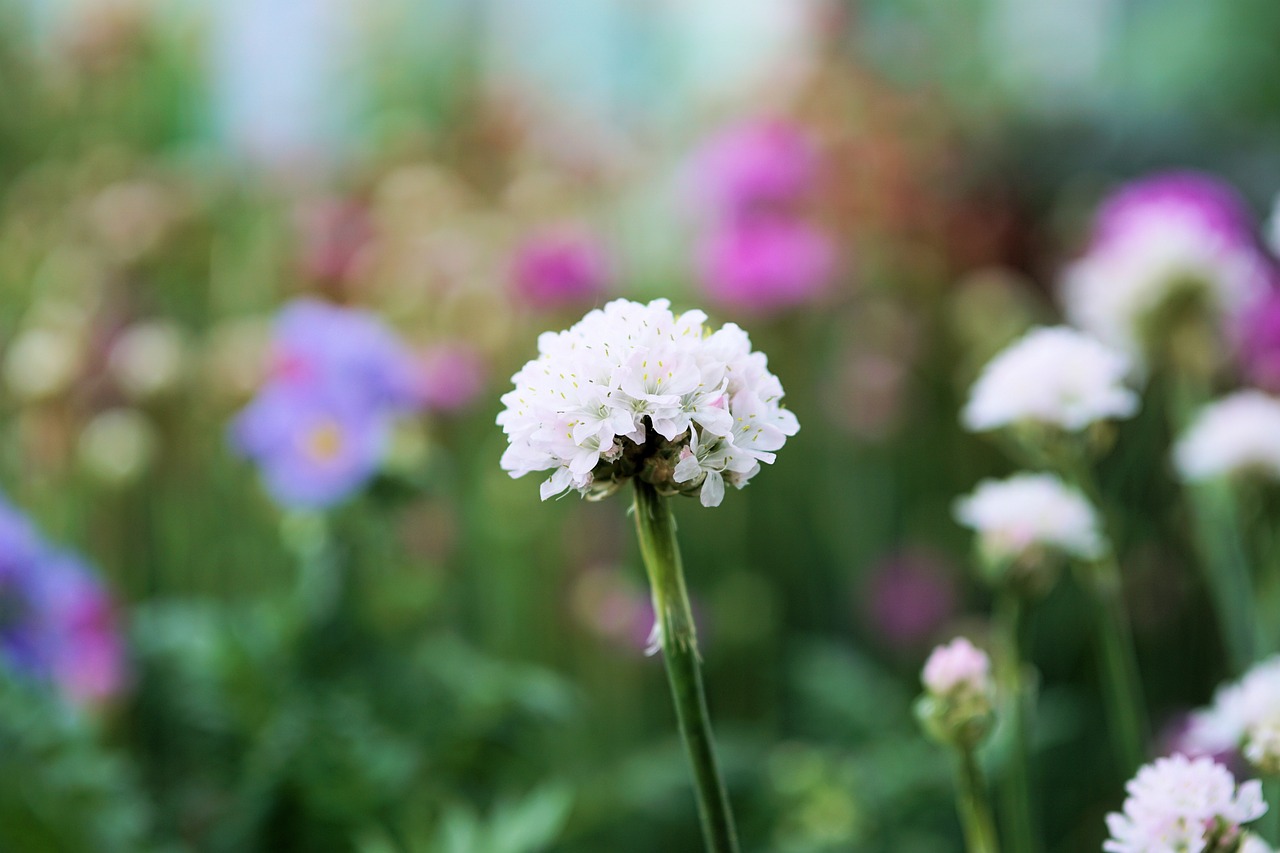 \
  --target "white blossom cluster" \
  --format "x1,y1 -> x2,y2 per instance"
1061,209 -> 1267,358
1184,655 -> 1280,774
498,298 -> 799,507
963,326 -> 1139,433
954,473 -> 1105,564
1104,754 -> 1266,853
1174,391 -> 1280,483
